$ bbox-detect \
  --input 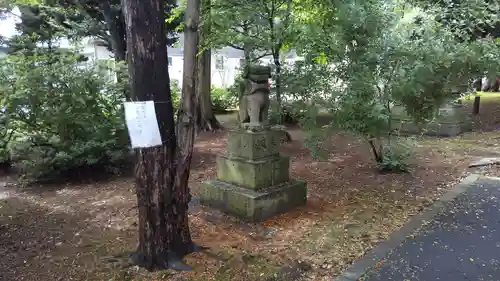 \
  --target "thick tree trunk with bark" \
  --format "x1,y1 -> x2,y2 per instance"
100,2 -> 129,100
195,48 -> 222,131
175,0 -> 202,259
272,51 -> 292,142
273,51 -> 283,123
195,0 -> 222,132
100,2 -> 127,61
122,0 -> 199,271
243,42 -> 252,68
